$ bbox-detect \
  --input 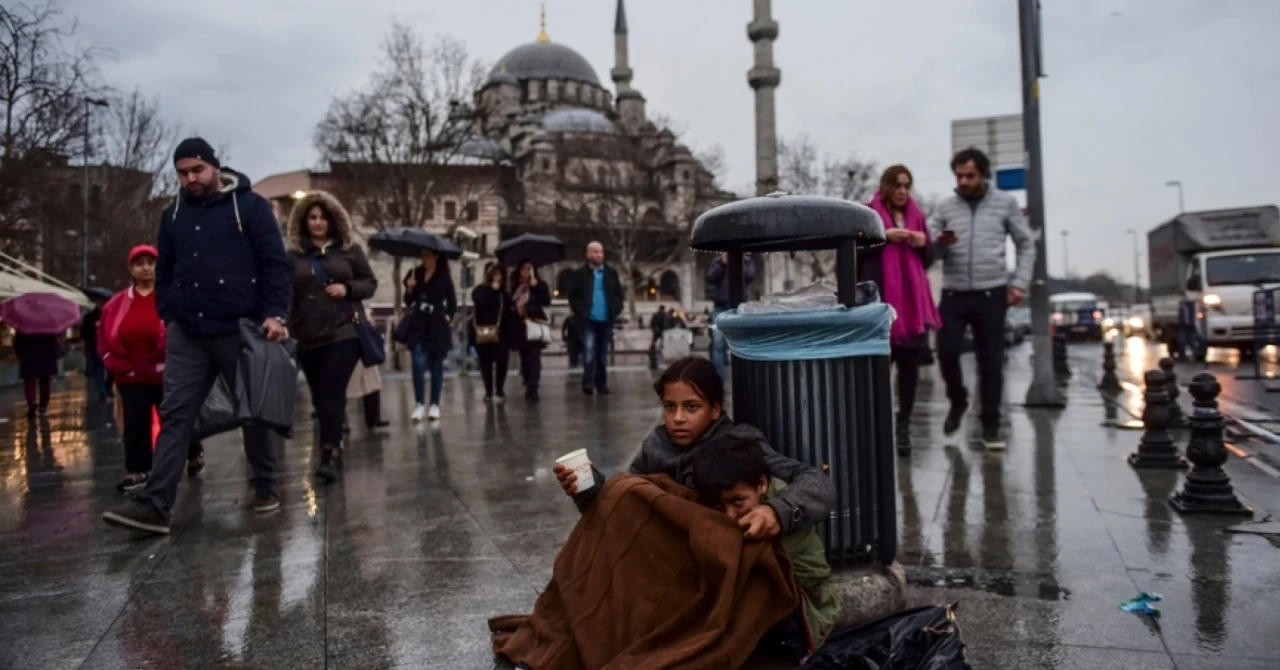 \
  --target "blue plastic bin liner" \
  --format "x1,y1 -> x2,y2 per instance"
715,302 -> 892,361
